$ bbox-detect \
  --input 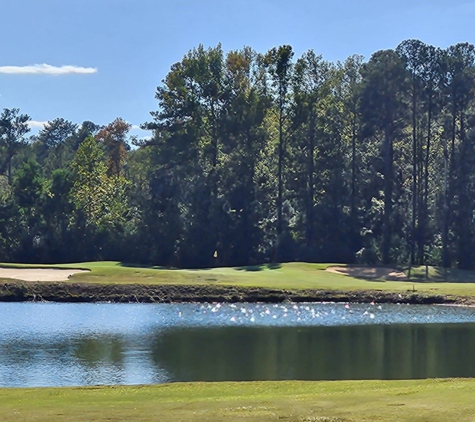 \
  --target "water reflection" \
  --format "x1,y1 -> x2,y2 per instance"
1,302 -> 475,387
149,324 -> 475,381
